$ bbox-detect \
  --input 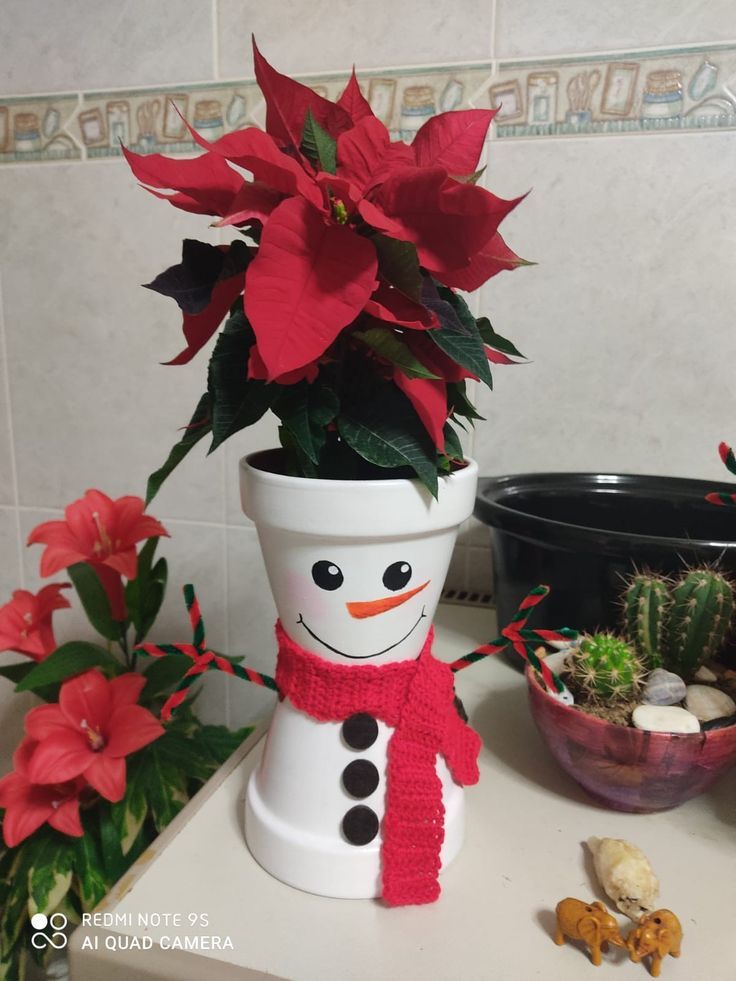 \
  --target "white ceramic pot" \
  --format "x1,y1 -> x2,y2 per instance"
240,450 -> 478,898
